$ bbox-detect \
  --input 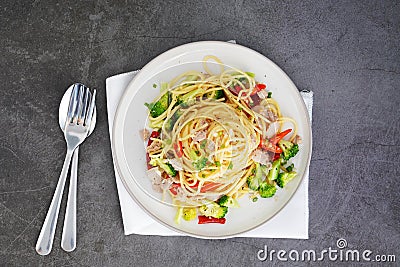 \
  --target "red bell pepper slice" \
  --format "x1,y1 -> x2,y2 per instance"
258,129 -> 292,154
198,216 -> 226,224
259,139 -> 282,153
272,153 -> 281,161
269,129 -> 292,145
251,83 -> 266,95
264,143 -> 282,153
173,141 -> 184,158
147,131 -> 160,146
259,138 -> 264,148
